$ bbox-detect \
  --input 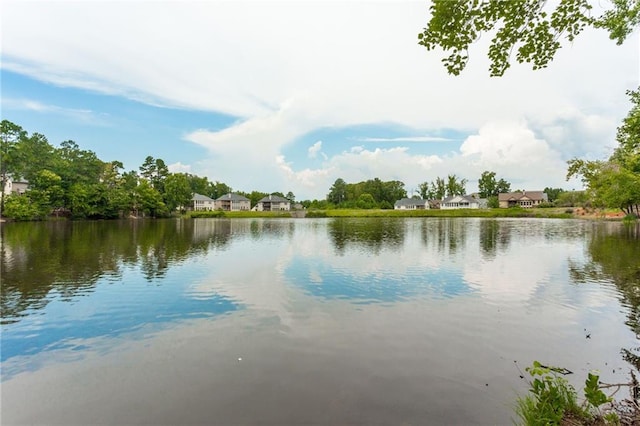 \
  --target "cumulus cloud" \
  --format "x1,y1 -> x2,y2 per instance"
2,1 -> 637,198
168,162 -> 192,174
354,136 -> 454,143
307,141 -> 322,159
